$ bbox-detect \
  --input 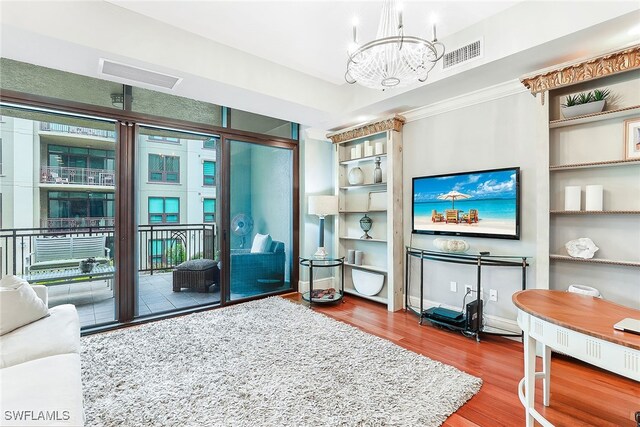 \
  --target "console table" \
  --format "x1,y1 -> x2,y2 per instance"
513,290 -> 640,427
405,246 -> 529,341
